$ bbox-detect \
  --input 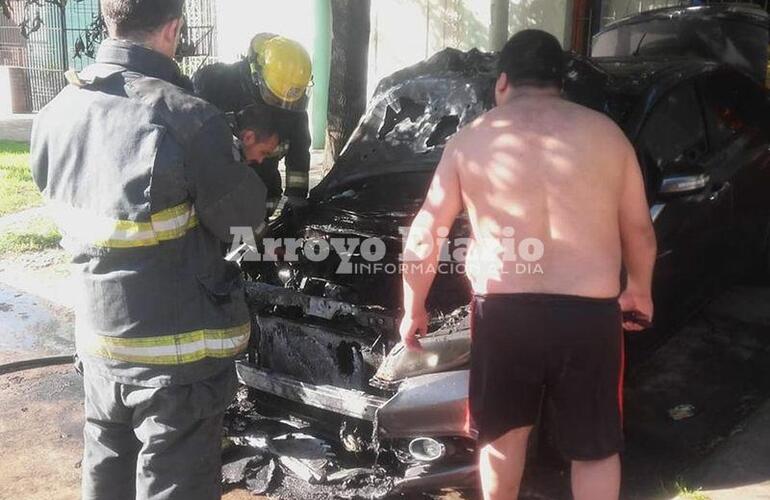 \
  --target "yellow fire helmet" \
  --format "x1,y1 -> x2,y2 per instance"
248,34 -> 312,112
